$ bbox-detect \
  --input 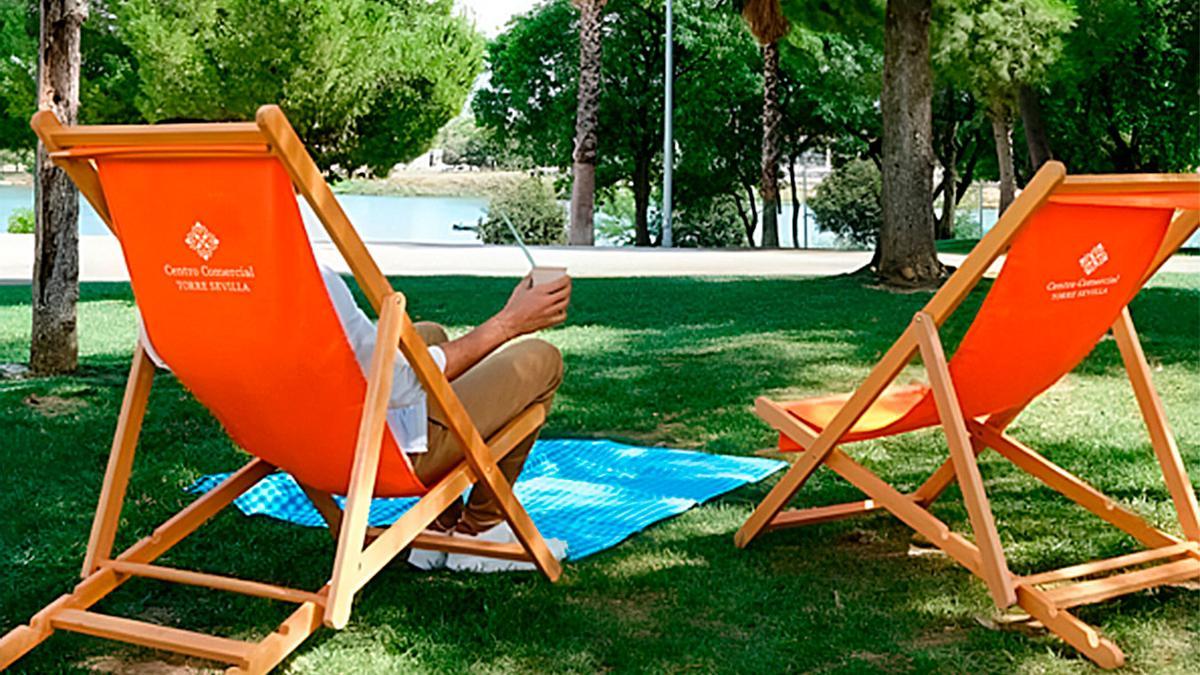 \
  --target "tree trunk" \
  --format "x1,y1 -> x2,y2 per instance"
937,159 -> 957,240
788,152 -> 799,249
877,0 -> 942,287
568,0 -> 606,246
759,41 -> 781,249
990,103 -> 1016,214
741,181 -> 759,247
632,150 -> 652,247
732,189 -> 753,246
31,0 -> 86,375
1018,84 -> 1052,172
